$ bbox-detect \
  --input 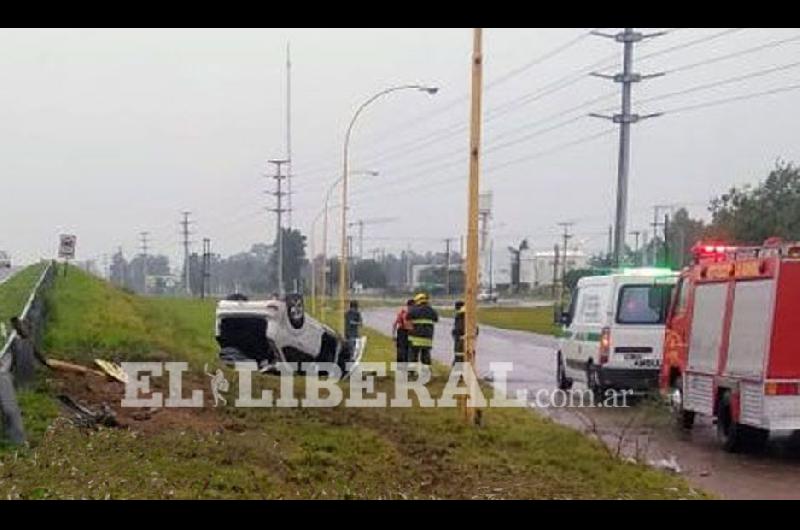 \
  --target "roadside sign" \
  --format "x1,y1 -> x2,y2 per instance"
58,234 -> 77,259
